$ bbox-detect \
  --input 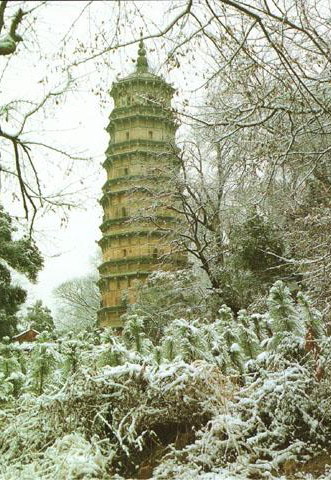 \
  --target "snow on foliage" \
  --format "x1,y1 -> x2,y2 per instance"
0,433 -> 112,480
1,281 -> 331,479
